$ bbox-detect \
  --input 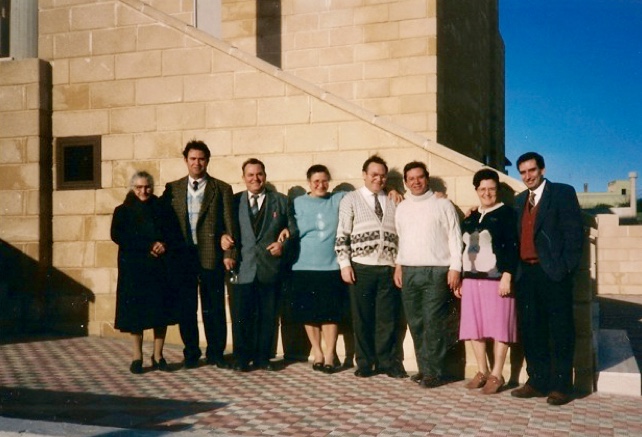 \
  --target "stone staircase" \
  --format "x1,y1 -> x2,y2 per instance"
596,296 -> 642,396
596,329 -> 641,395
